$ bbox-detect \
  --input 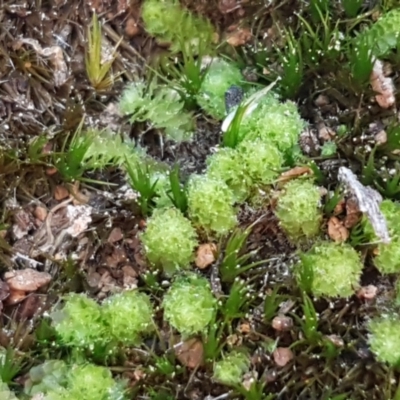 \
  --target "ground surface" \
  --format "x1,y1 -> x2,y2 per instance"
1,0 -> 400,399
